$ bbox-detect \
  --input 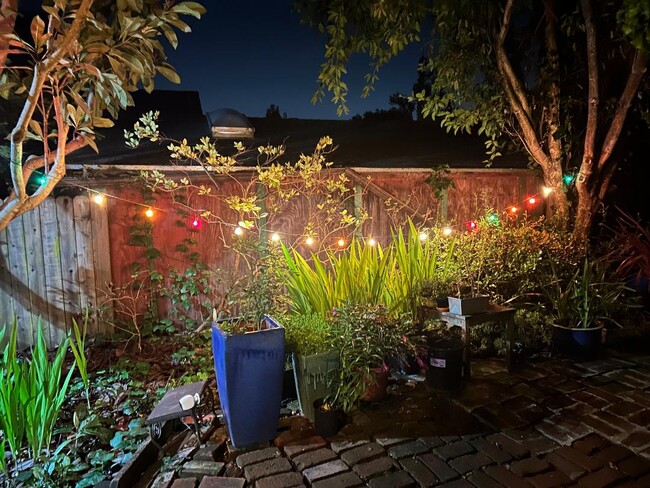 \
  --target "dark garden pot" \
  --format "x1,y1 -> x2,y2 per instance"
292,349 -> 340,421
282,367 -> 298,403
426,341 -> 464,390
313,398 -> 343,437
362,366 -> 389,402
551,323 -> 604,360
212,316 -> 285,448
436,296 -> 449,311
